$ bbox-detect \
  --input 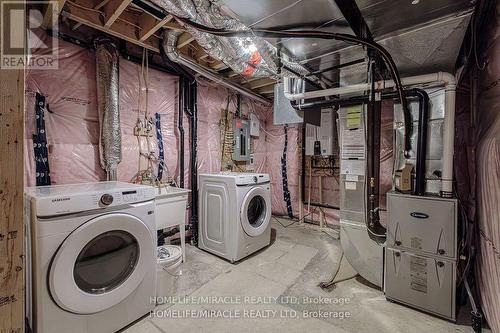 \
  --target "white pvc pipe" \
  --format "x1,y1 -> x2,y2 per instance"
285,72 -> 456,196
